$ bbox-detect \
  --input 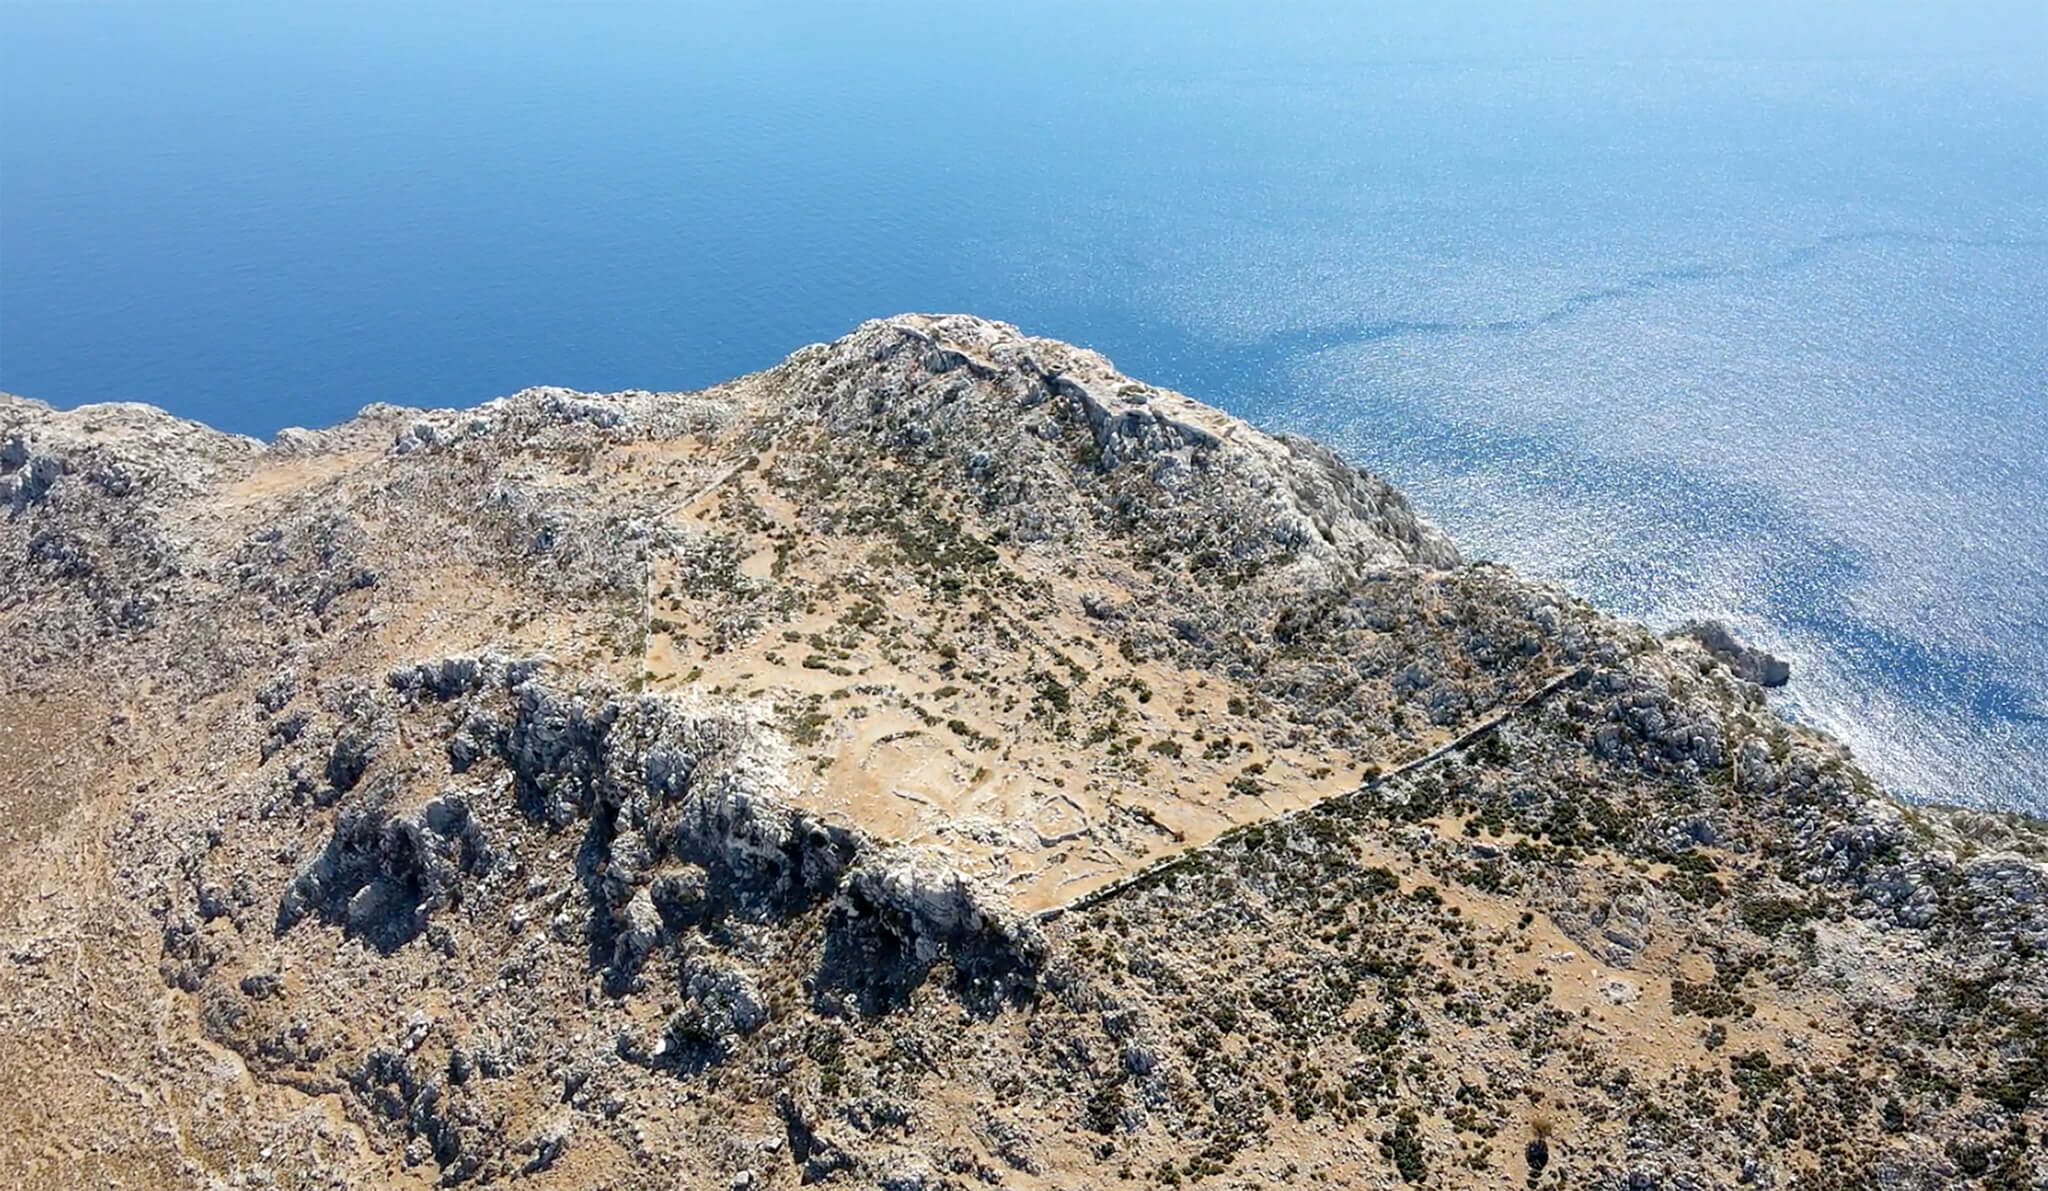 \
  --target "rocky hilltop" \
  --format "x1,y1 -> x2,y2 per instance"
1,315 -> 2043,1190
